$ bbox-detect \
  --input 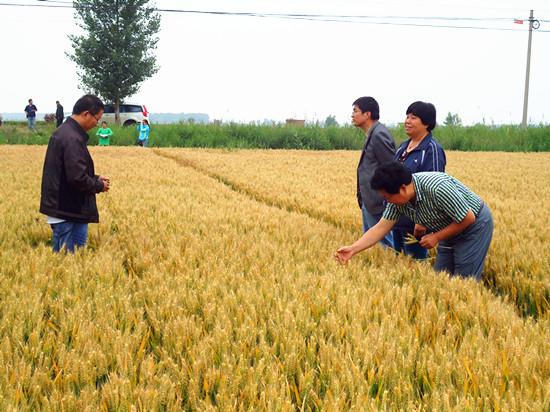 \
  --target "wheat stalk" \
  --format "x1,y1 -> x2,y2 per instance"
405,232 -> 452,249
404,233 -> 420,245
1,146 -> 550,410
